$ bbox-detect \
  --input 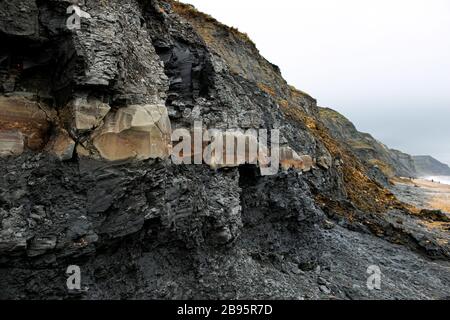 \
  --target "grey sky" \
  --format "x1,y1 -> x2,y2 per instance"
181,0 -> 450,165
